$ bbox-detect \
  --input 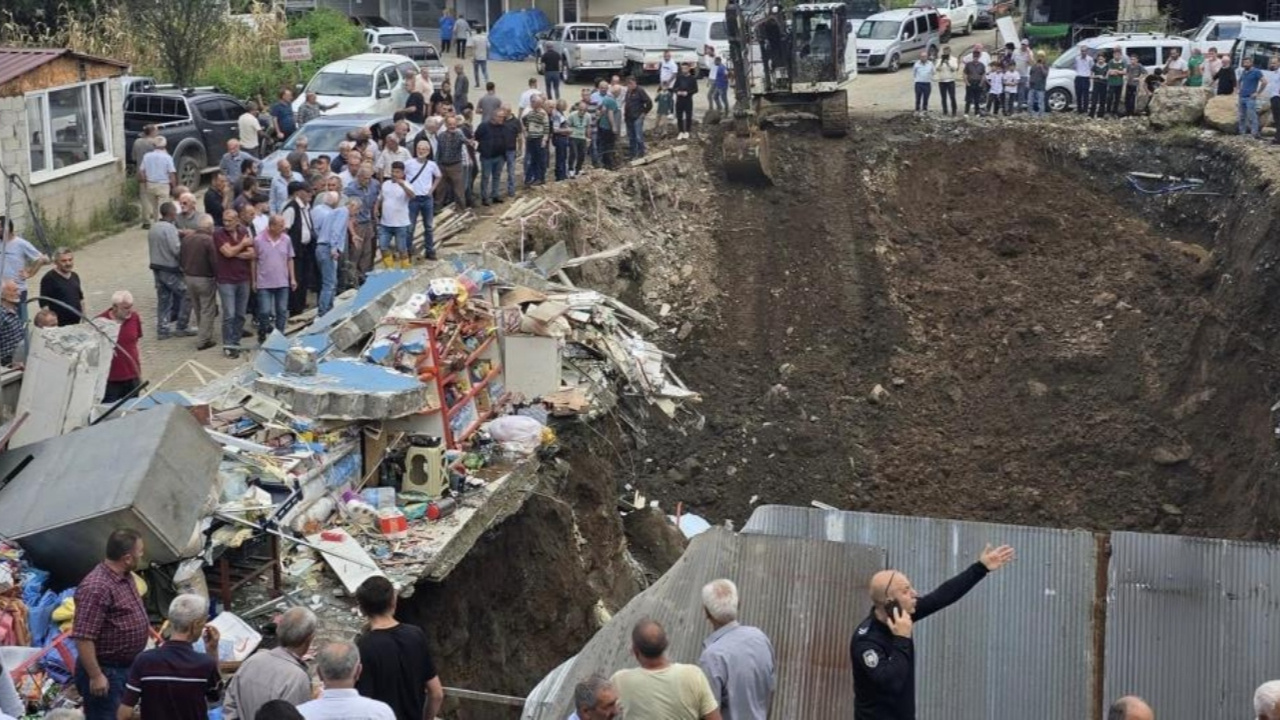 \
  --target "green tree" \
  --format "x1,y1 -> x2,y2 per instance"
123,0 -> 231,87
